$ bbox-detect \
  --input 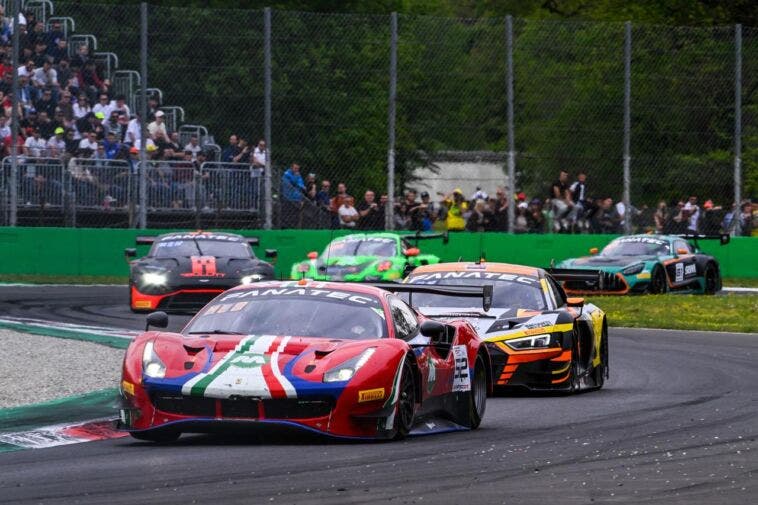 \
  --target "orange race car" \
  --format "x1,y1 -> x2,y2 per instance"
405,262 -> 608,393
